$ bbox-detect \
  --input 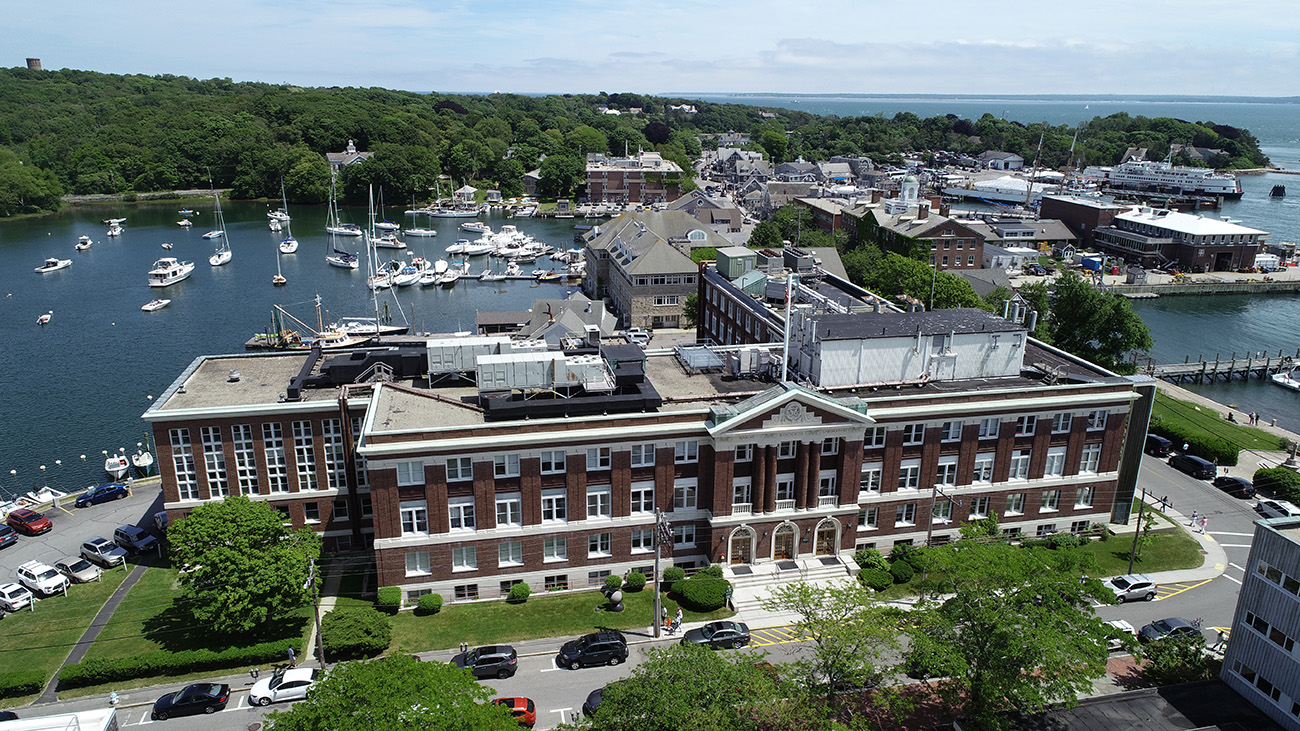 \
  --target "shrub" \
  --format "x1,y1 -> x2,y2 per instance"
698,564 -> 724,579
1047,532 -> 1081,550
321,607 -> 392,660
376,586 -> 401,613
415,592 -> 443,616
604,575 -> 623,592
624,571 -> 647,591
0,670 -> 45,698
663,566 -> 686,584
1020,537 -> 1050,549
859,567 -> 893,591
854,548 -> 888,572
1255,466 -> 1300,502
59,641 -> 292,689
1093,523 -> 1111,542
508,582 -> 532,603
674,577 -> 730,611
1148,419 -> 1239,466
889,560 -> 915,584
889,544 -> 926,571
